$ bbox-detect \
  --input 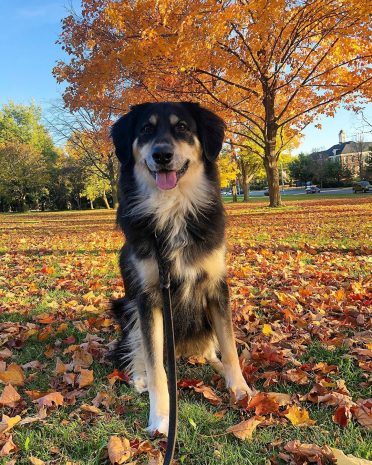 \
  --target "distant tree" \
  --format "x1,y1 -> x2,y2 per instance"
236,149 -> 264,201
288,154 -> 314,184
47,103 -> 120,208
322,159 -> 353,187
218,149 -> 239,190
82,171 -> 112,209
0,101 -> 57,165
0,142 -> 48,211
